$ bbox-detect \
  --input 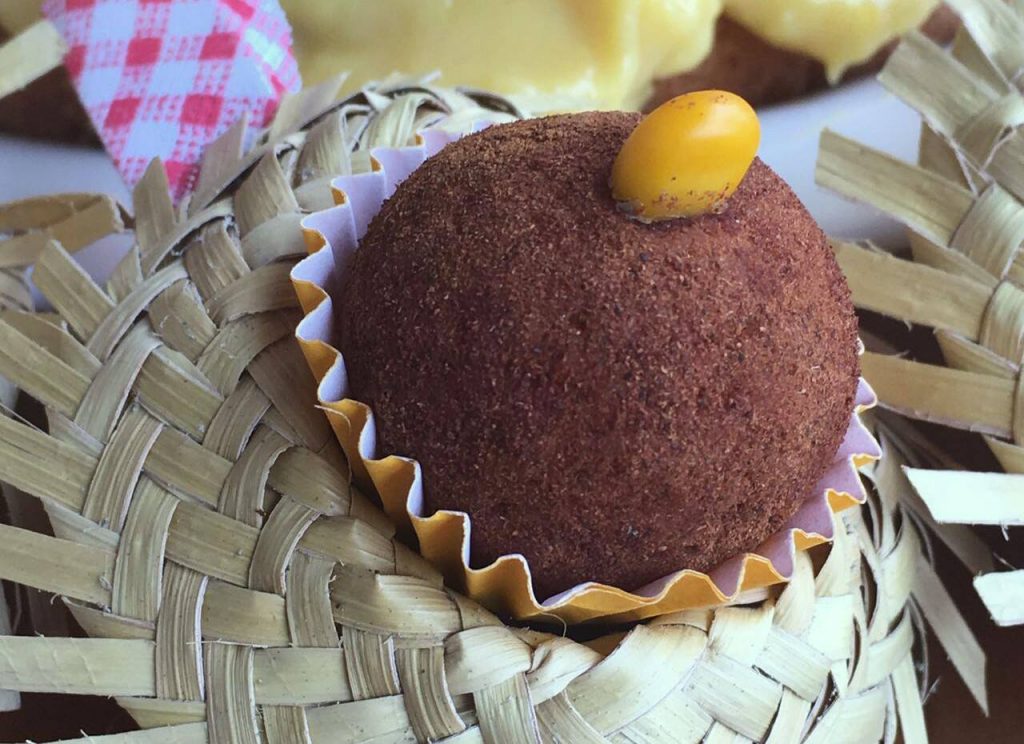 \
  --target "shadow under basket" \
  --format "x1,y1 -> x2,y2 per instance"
0,79 -> 972,743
